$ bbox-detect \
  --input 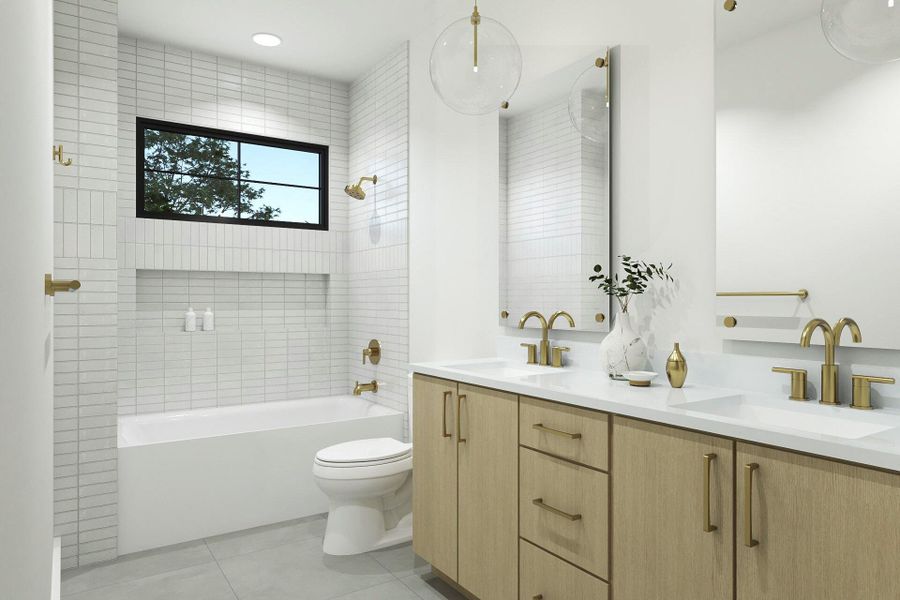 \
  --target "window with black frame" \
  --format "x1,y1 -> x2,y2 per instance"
137,118 -> 329,230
